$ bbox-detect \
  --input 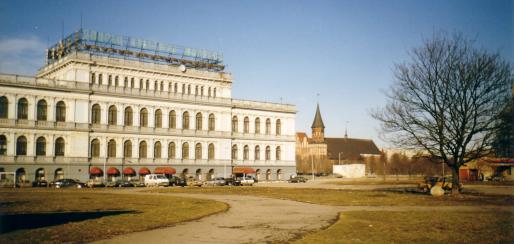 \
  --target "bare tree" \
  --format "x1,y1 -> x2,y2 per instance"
372,33 -> 512,194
